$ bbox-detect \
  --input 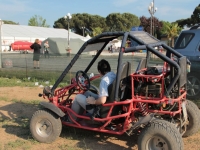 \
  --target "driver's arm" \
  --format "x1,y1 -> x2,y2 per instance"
86,96 -> 106,105
86,74 -> 110,105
